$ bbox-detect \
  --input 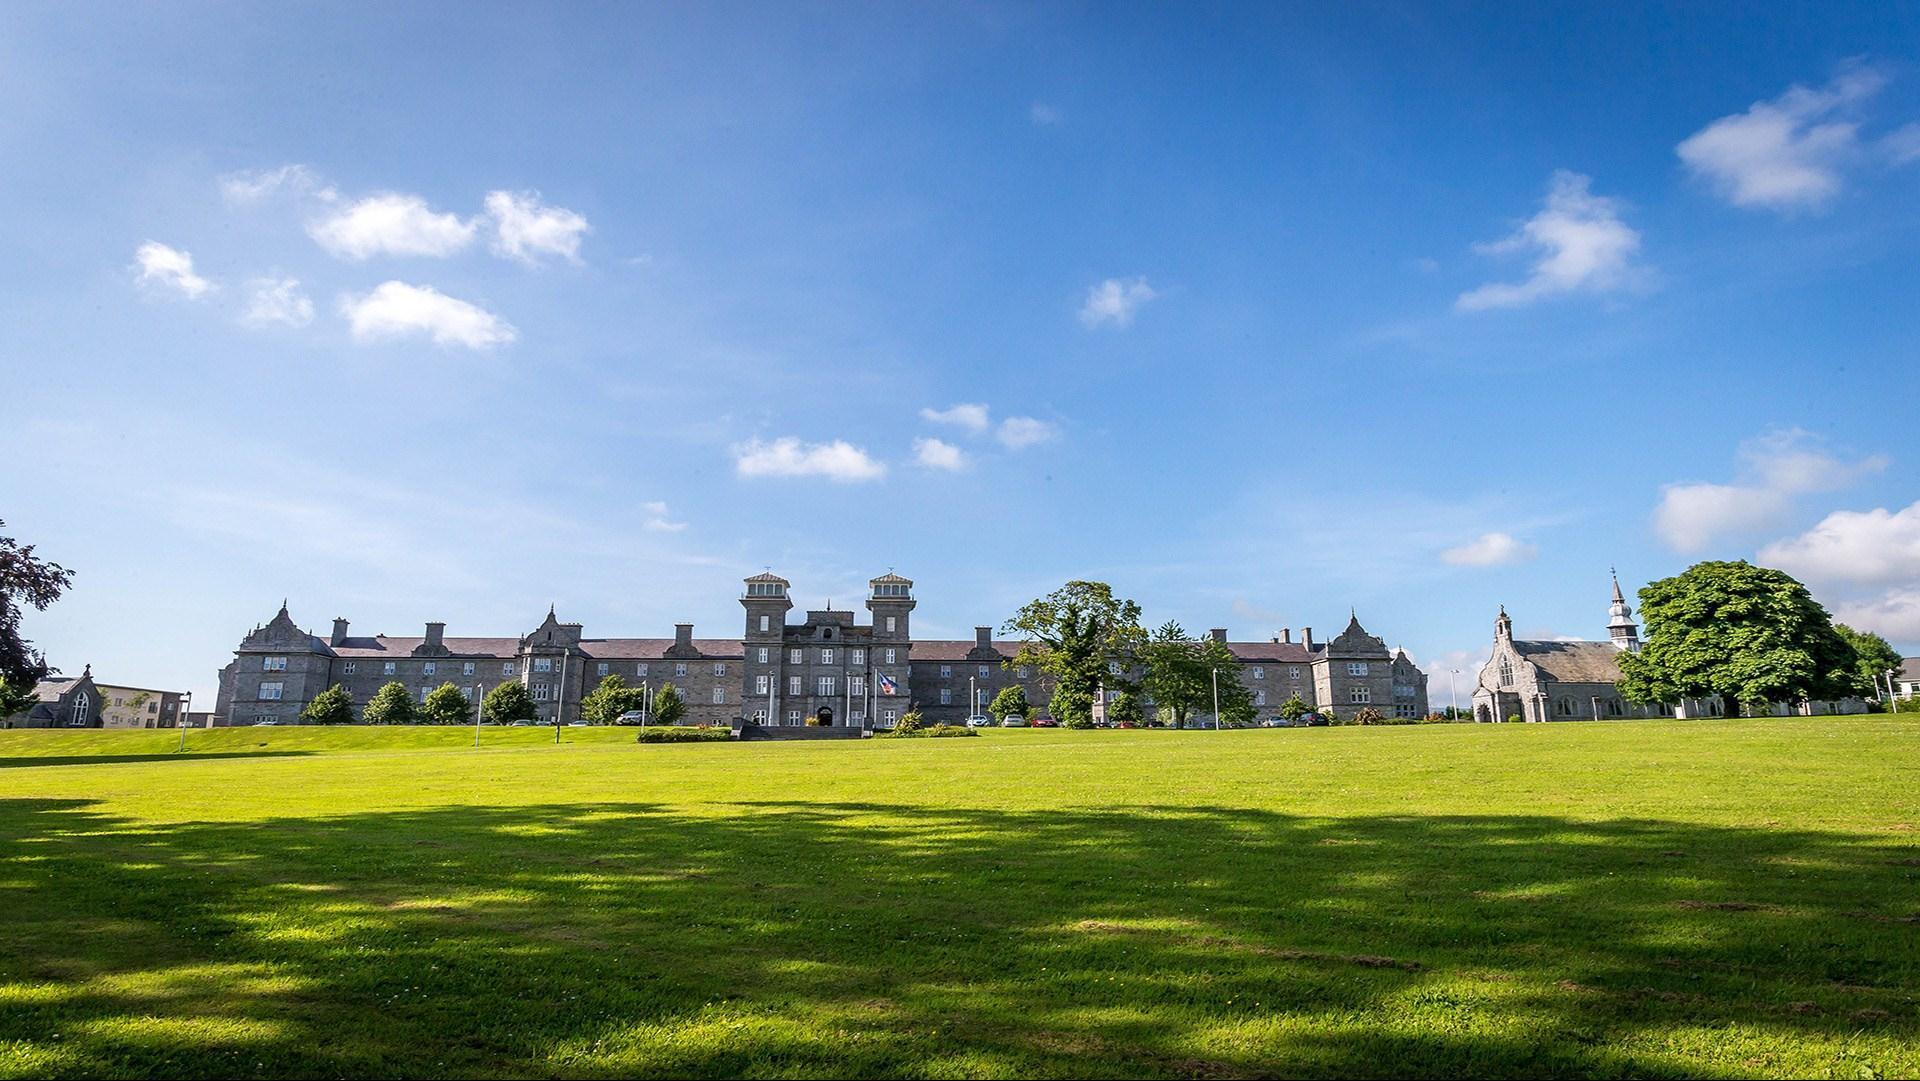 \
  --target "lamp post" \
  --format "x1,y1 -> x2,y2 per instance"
970,675 -> 977,722
177,690 -> 192,752
473,684 -> 483,747
1211,667 -> 1221,731
1448,669 -> 1459,720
